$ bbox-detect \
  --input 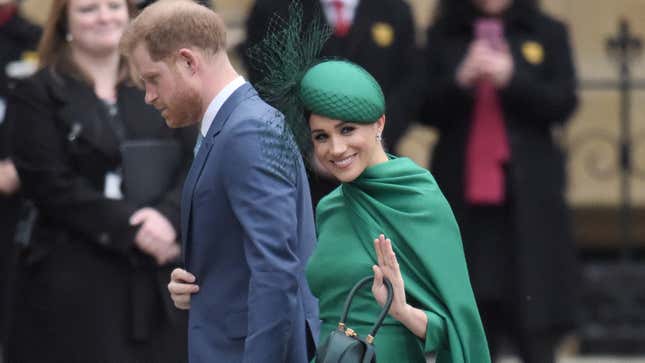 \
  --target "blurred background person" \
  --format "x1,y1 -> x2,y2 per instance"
242,0 -> 422,205
419,0 -> 579,362
0,0 -> 40,356
4,0 -> 194,361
